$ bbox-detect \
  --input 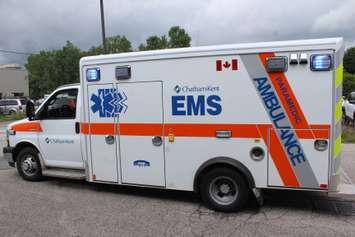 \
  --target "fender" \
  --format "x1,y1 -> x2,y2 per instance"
12,140 -> 46,170
193,156 -> 255,192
